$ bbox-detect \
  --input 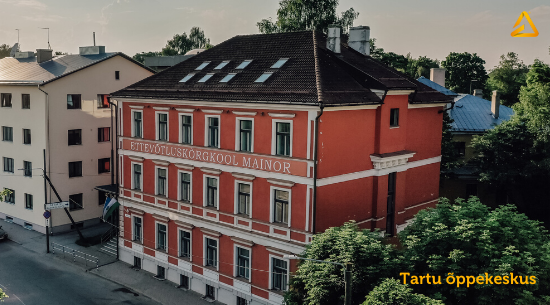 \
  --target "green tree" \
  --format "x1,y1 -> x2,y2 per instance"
406,56 -> 440,79
363,278 -> 444,305
0,44 -> 11,59
132,51 -> 162,64
284,222 -> 401,305
0,189 -> 10,202
161,27 -> 213,56
0,288 -> 7,301
400,197 -> 550,305
487,52 -> 528,107
440,111 -> 459,175
257,0 -> 359,35
441,52 -> 488,95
